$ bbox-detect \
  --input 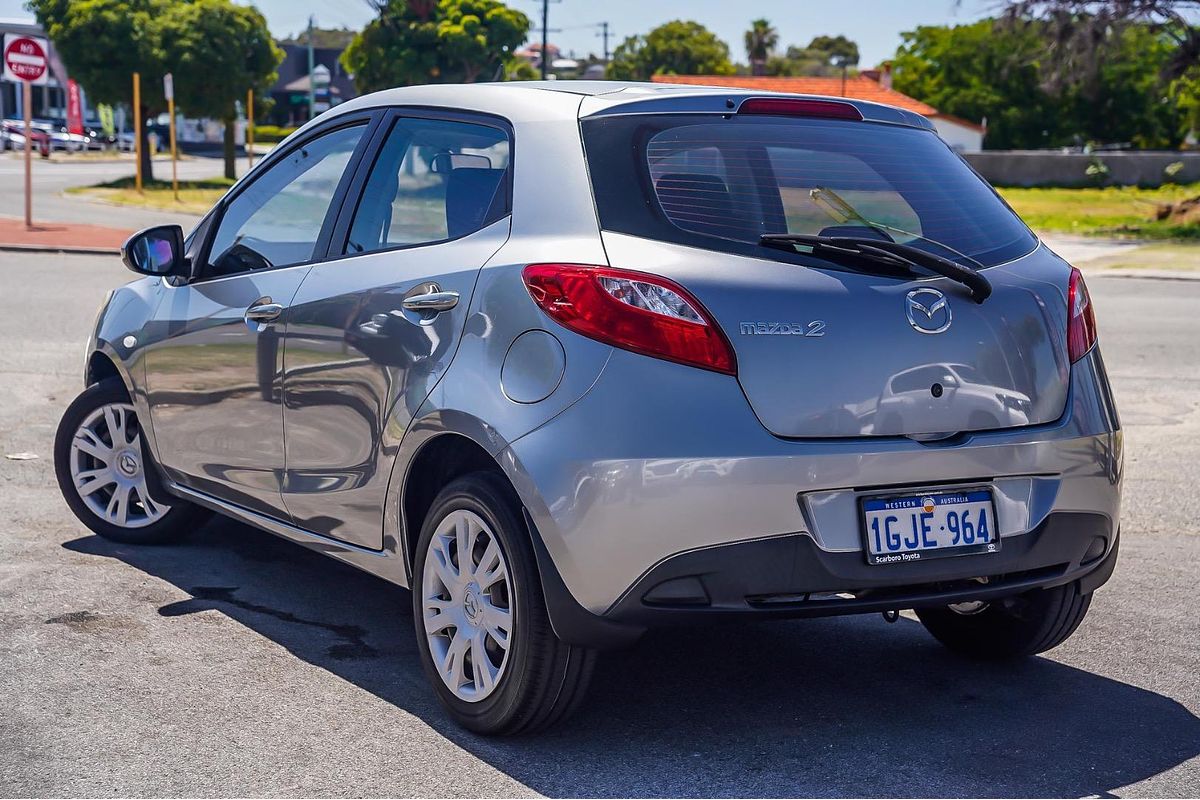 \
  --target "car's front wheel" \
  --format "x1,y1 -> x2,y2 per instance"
412,472 -> 595,735
916,581 -> 1092,660
54,377 -> 205,544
